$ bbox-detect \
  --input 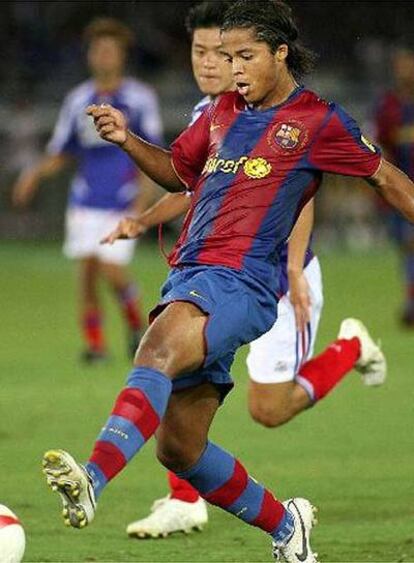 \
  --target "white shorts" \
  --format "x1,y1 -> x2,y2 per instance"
63,207 -> 136,265
246,257 -> 323,384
